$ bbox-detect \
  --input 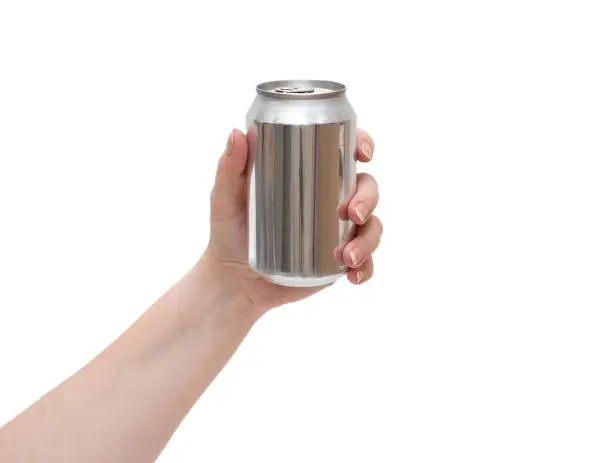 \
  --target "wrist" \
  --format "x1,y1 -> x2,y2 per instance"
190,255 -> 263,325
